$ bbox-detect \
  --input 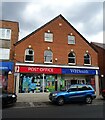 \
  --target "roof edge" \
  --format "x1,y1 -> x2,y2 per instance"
59,15 -> 98,53
14,14 -> 98,53
14,14 -> 62,46
0,20 -> 19,24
